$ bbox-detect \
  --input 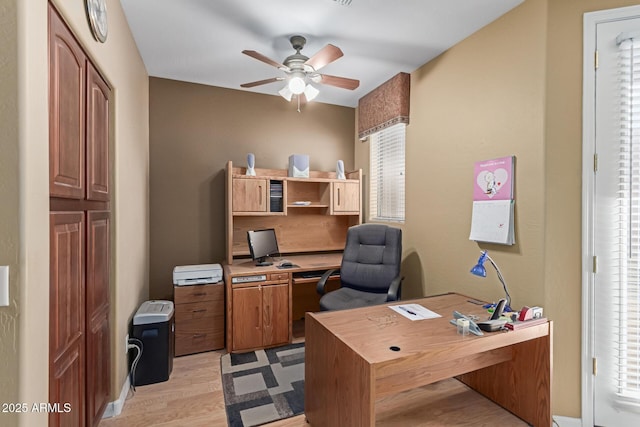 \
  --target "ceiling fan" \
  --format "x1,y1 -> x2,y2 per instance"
240,35 -> 360,105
